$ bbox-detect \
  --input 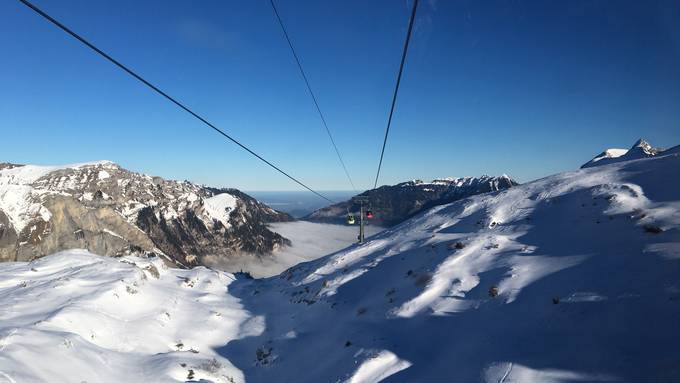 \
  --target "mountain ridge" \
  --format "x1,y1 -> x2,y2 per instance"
580,138 -> 677,168
305,175 -> 518,227
0,160 -> 293,266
